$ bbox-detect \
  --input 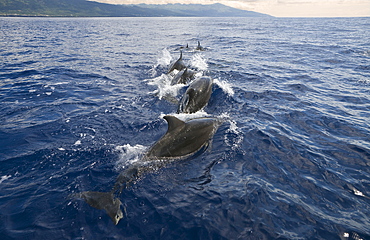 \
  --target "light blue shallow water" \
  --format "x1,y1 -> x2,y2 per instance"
1,17 -> 370,239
